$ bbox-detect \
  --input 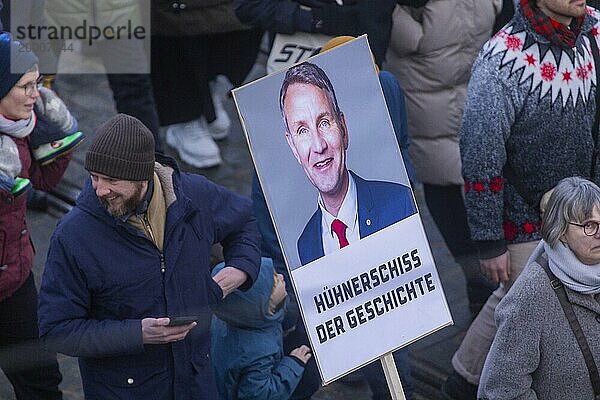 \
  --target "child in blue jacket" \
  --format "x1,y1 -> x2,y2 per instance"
210,258 -> 311,400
